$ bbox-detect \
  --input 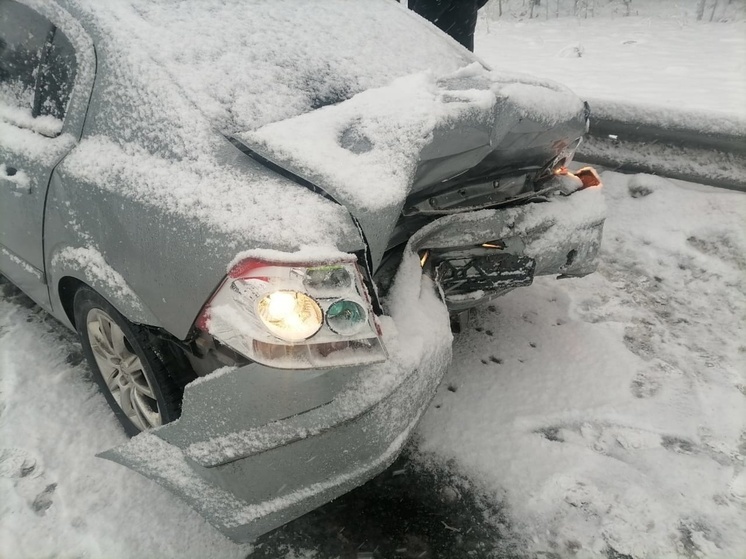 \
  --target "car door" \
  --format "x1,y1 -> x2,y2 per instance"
0,0 -> 84,308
